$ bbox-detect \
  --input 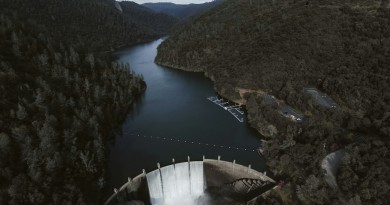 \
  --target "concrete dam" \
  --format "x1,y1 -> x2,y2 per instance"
147,160 -> 204,204
105,157 -> 276,205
